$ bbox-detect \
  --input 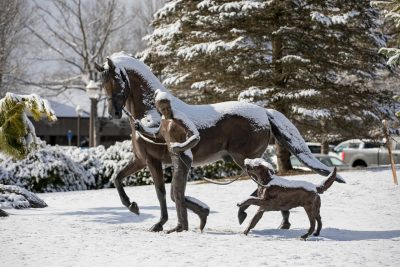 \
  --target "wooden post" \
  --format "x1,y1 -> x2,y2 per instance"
383,120 -> 398,185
